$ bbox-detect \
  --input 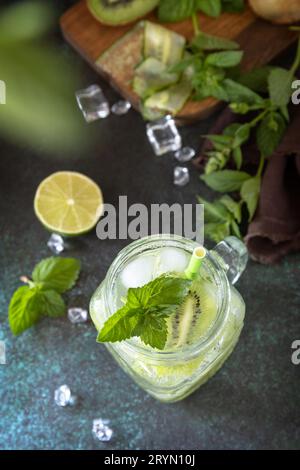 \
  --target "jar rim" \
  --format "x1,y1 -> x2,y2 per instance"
103,235 -> 230,361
